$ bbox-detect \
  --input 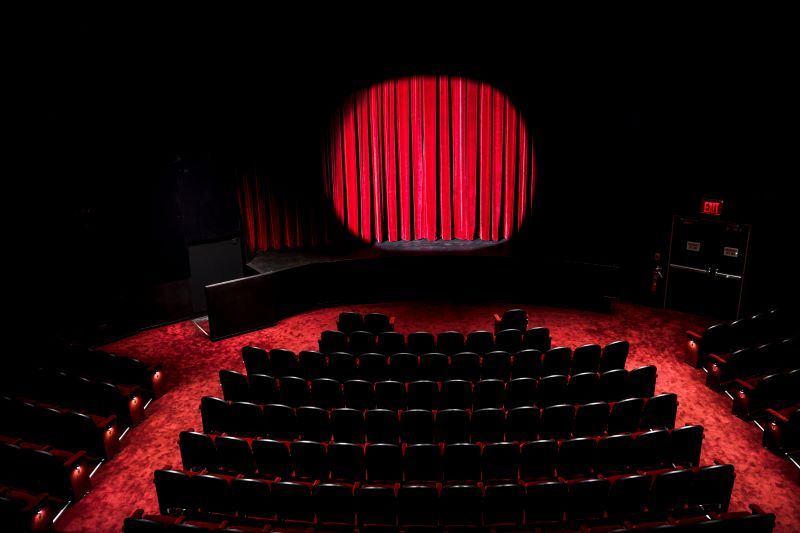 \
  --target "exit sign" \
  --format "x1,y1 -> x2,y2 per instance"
701,199 -> 724,216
